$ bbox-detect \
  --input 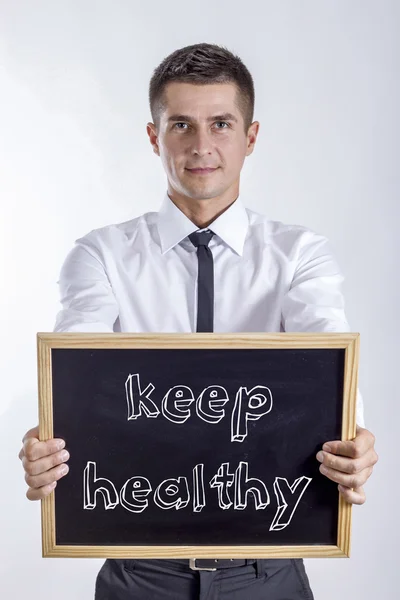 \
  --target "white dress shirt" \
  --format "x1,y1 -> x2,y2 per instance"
54,190 -> 365,426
